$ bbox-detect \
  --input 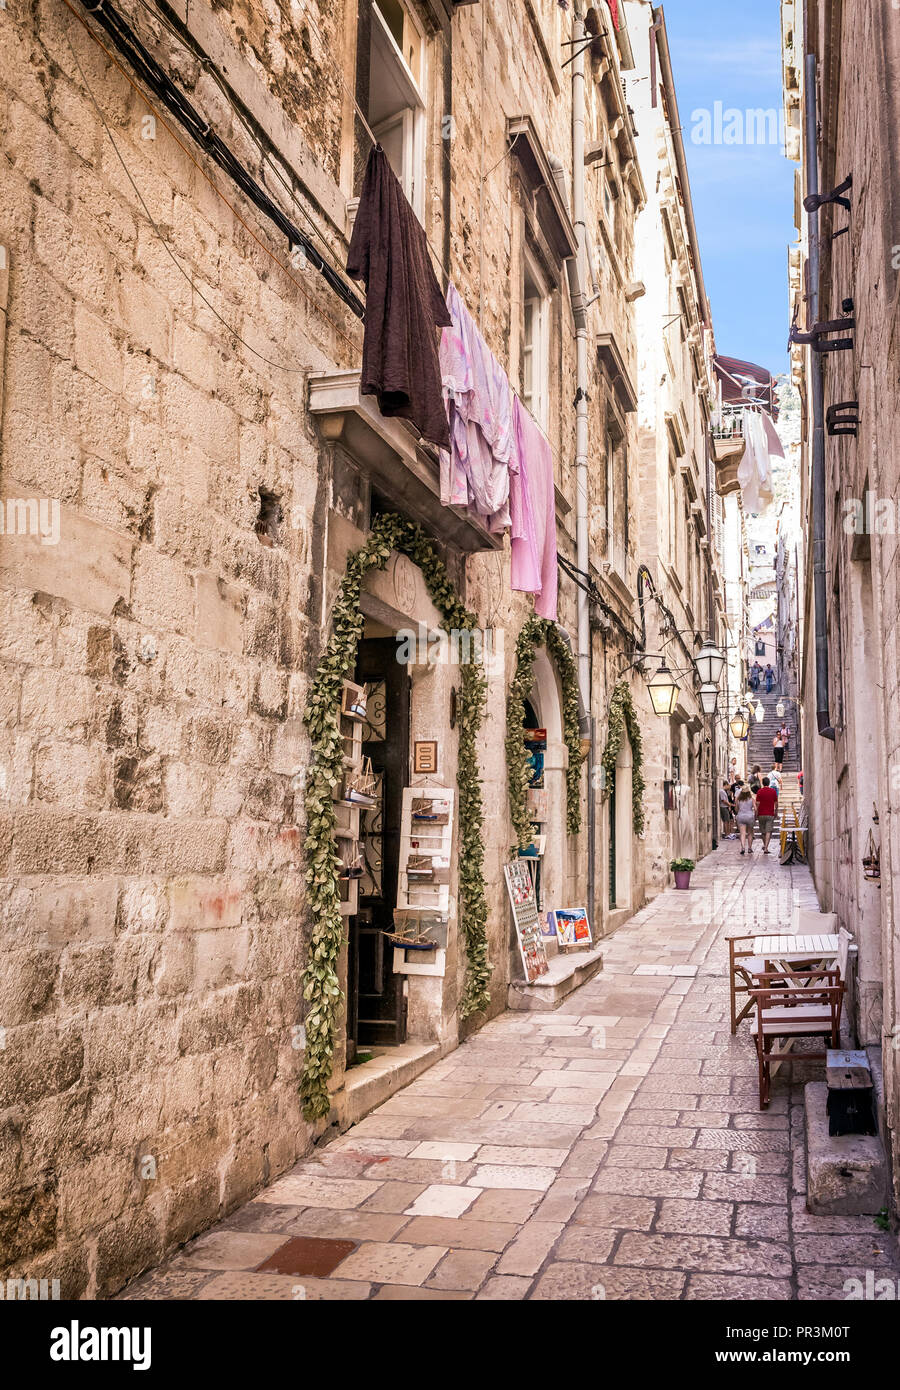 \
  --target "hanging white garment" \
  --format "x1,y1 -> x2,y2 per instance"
737,409 -> 775,513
